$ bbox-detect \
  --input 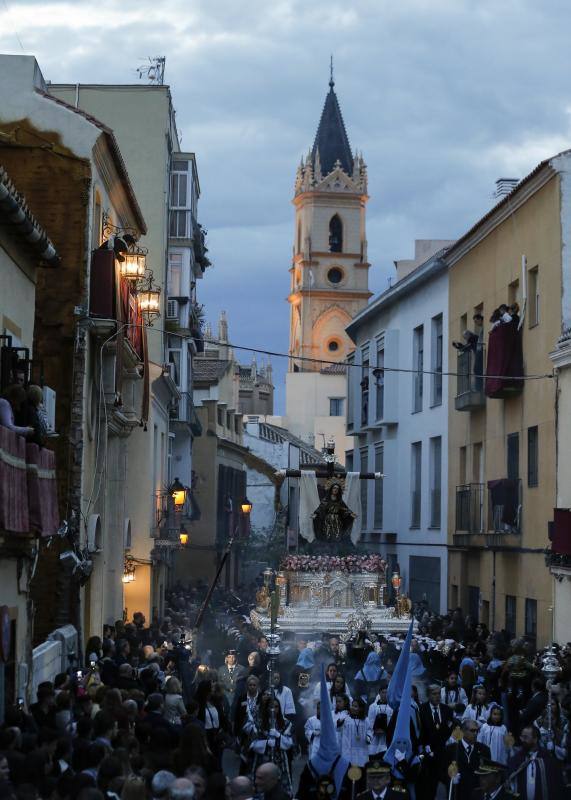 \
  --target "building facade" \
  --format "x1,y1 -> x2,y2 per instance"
49,81 -> 210,625
347,244 -> 450,613
0,55 -> 149,684
238,359 -> 274,416
283,76 -> 371,459
0,165 -> 60,714
446,153 -> 571,646
175,314 -> 248,589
